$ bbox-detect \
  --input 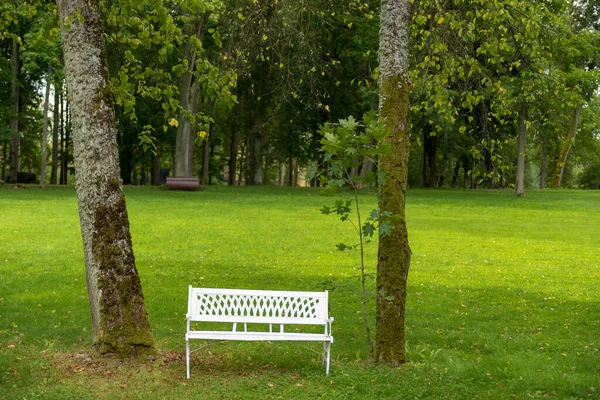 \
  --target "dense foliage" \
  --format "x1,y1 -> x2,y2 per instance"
1,0 -> 599,190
